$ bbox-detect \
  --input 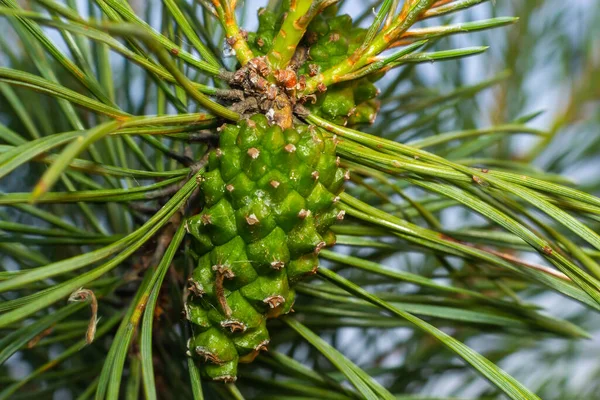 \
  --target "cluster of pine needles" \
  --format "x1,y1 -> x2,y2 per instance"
0,0 -> 599,399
